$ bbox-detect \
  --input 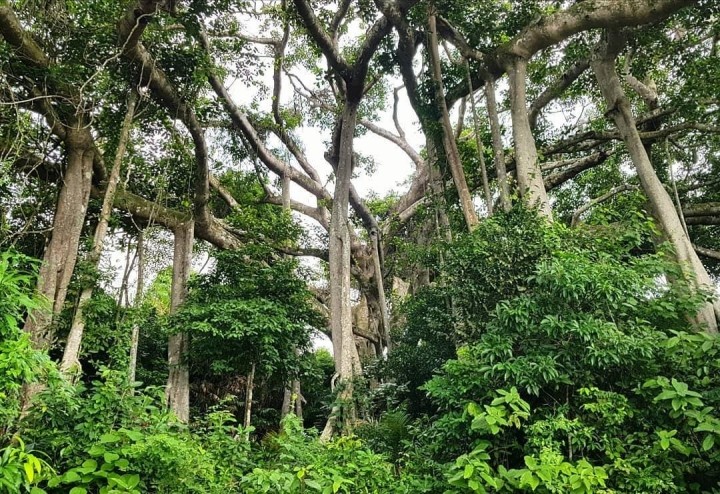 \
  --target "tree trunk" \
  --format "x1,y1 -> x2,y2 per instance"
507,57 -> 552,218
370,229 -> 391,351
128,228 -> 144,385
465,59 -> 493,216
485,78 -> 511,212
280,172 -> 303,421
24,125 -> 94,350
592,32 -> 718,333
321,101 -> 361,441
244,362 -> 255,433
166,220 -> 194,422
427,9 -> 478,231
60,91 -> 137,374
